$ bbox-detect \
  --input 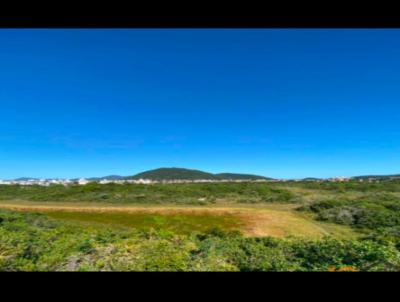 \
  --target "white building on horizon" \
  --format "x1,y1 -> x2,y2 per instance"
78,178 -> 90,185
